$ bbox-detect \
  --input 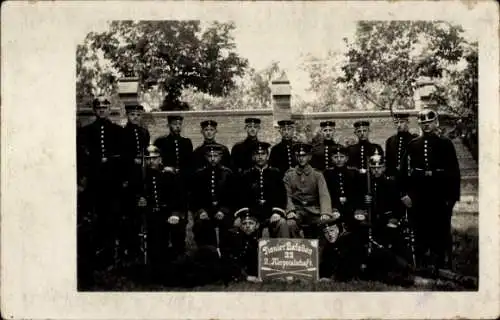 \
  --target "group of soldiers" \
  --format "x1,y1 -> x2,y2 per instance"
77,96 -> 461,289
